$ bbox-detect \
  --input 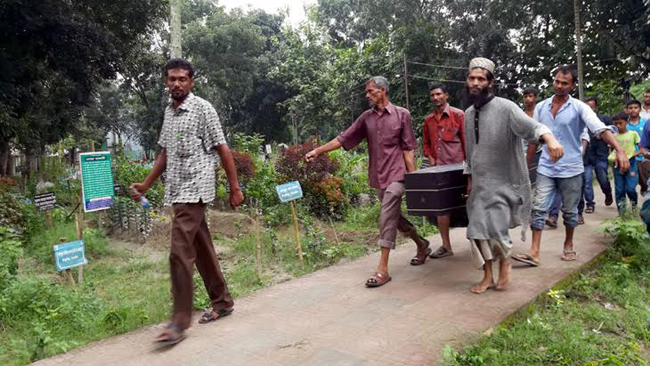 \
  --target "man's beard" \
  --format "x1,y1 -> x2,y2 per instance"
171,90 -> 188,101
465,86 -> 492,107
